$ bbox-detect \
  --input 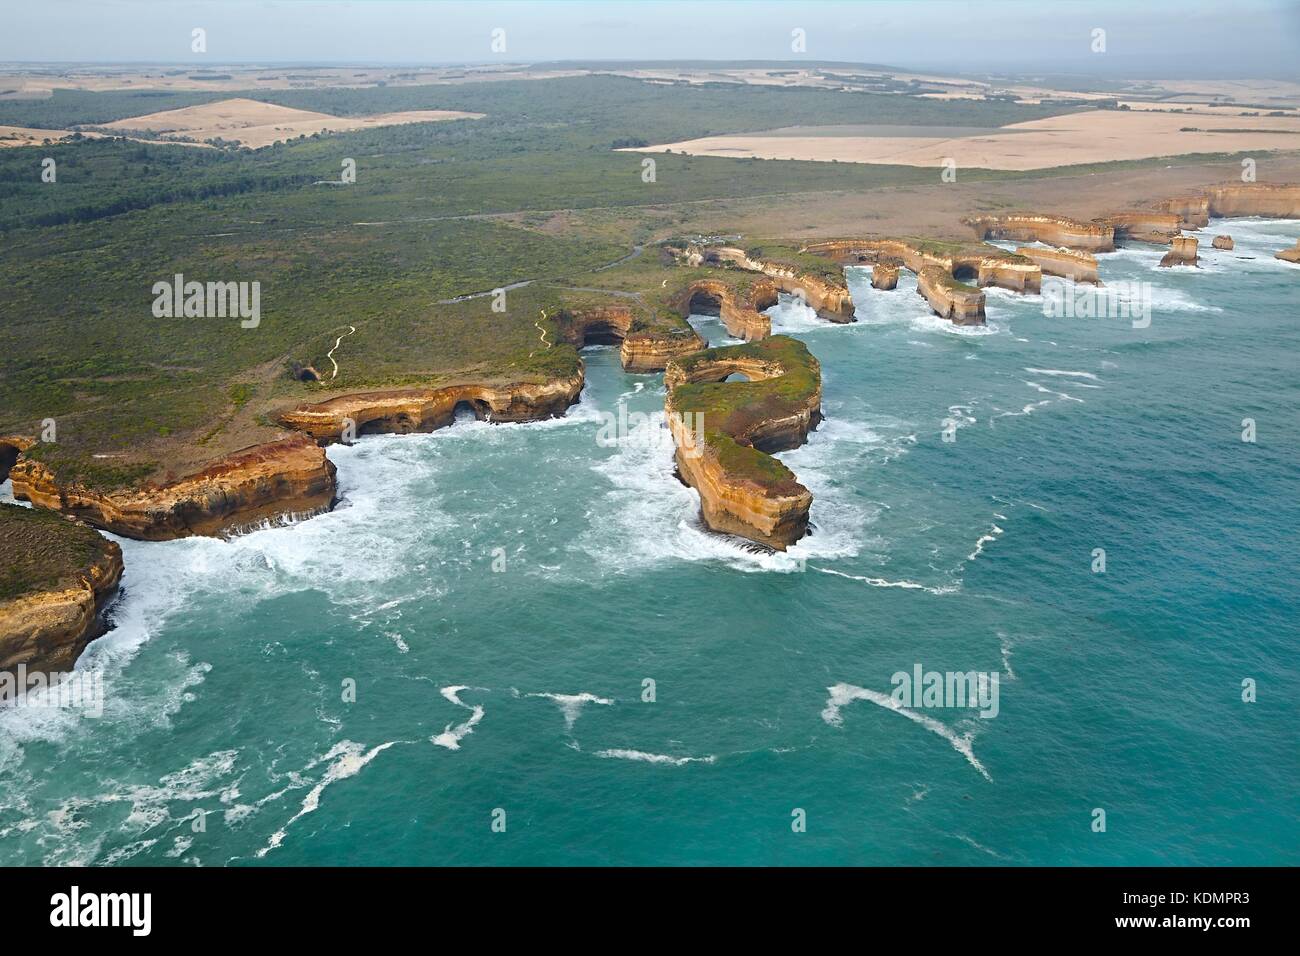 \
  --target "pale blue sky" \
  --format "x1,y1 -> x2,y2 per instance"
3,0 -> 1298,76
